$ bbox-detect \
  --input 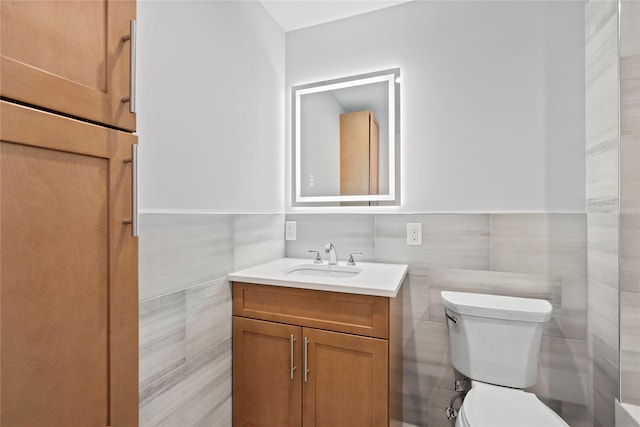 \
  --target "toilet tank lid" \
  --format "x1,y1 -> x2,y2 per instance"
441,291 -> 552,322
